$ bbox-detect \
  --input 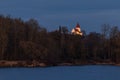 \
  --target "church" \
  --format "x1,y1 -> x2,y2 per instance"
71,23 -> 83,36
